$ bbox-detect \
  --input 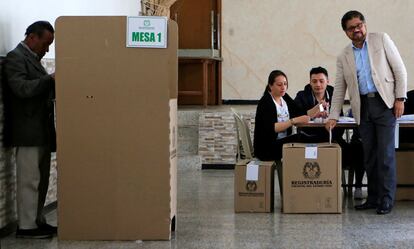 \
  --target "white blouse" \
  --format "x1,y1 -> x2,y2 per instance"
272,96 -> 290,139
